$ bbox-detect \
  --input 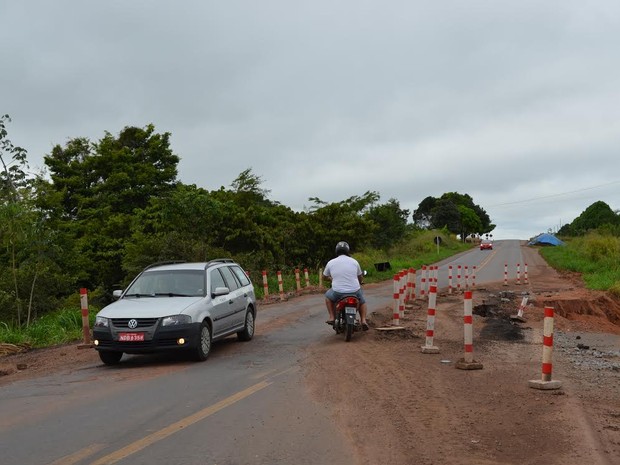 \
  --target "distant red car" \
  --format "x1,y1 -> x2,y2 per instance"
480,240 -> 493,250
